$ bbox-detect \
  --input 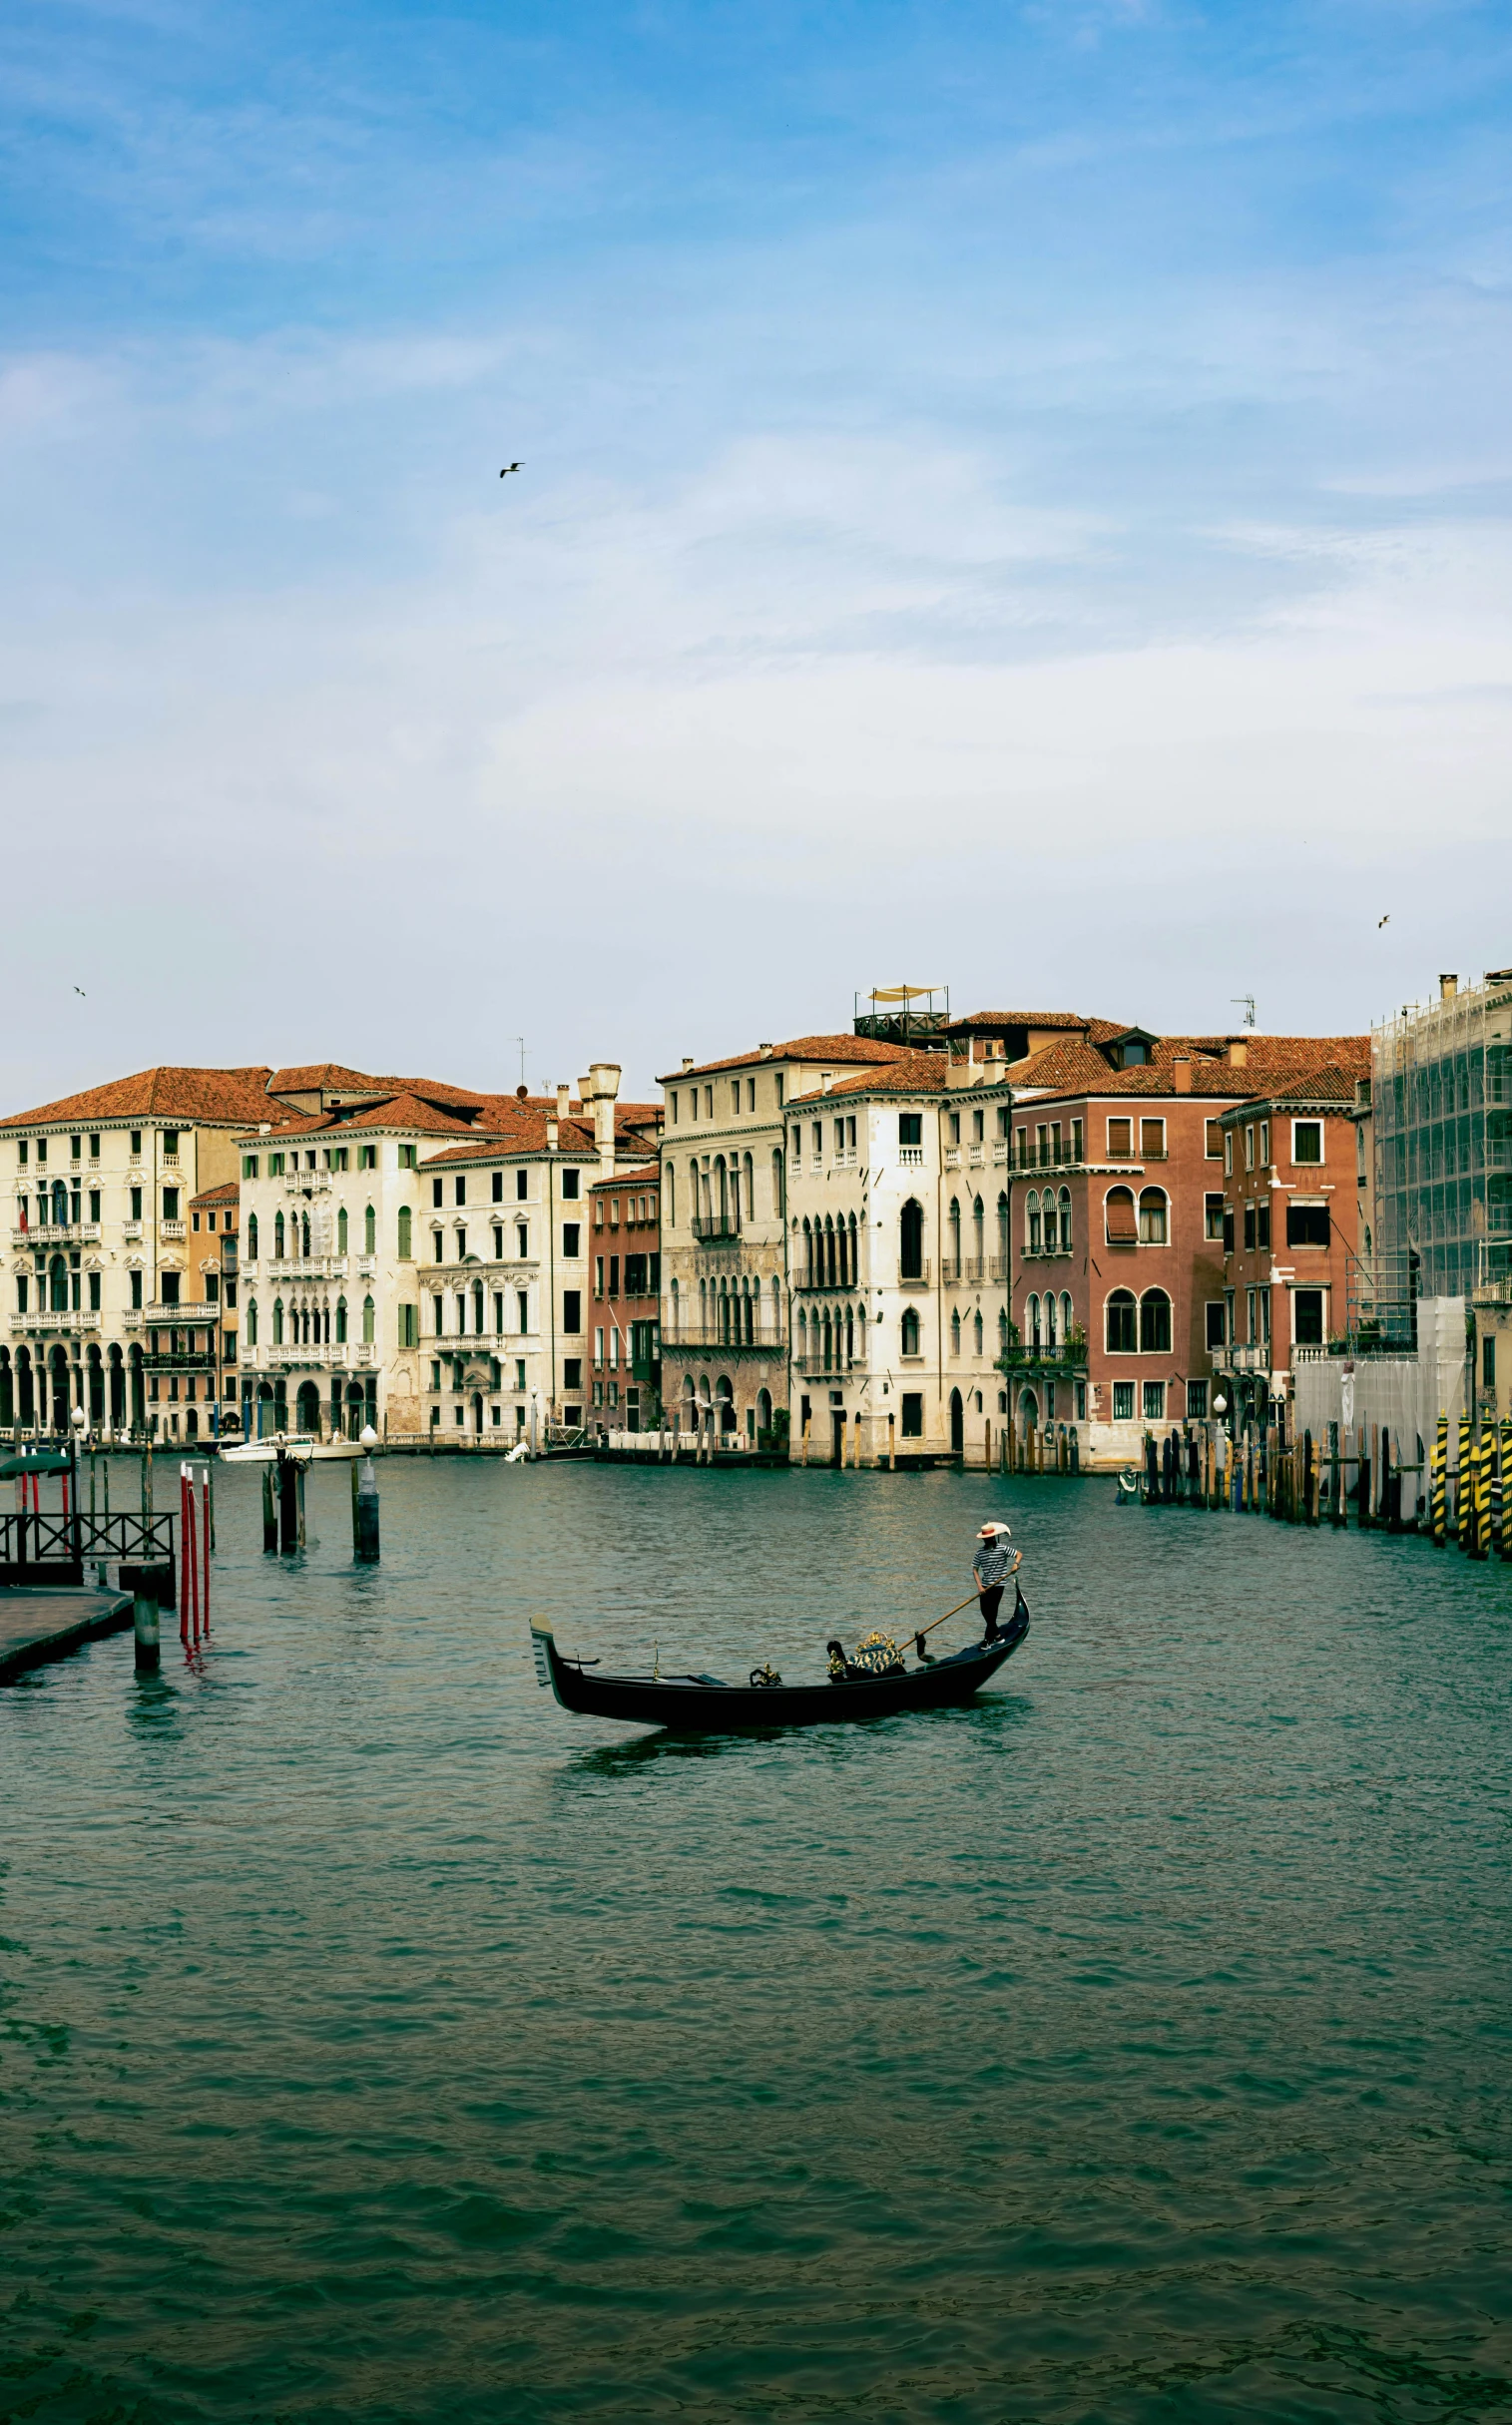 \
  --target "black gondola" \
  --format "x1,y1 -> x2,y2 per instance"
529,1595 -> 1030,1733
